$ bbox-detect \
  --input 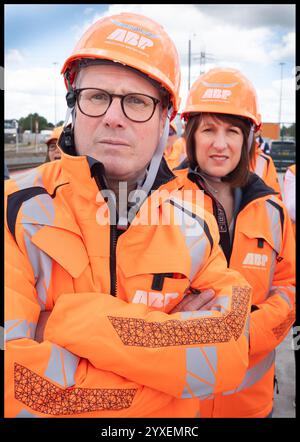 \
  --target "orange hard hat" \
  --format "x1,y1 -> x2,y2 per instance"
61,12 -> 181,119
46,126 -> 63,145
181,67 -> 260,129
